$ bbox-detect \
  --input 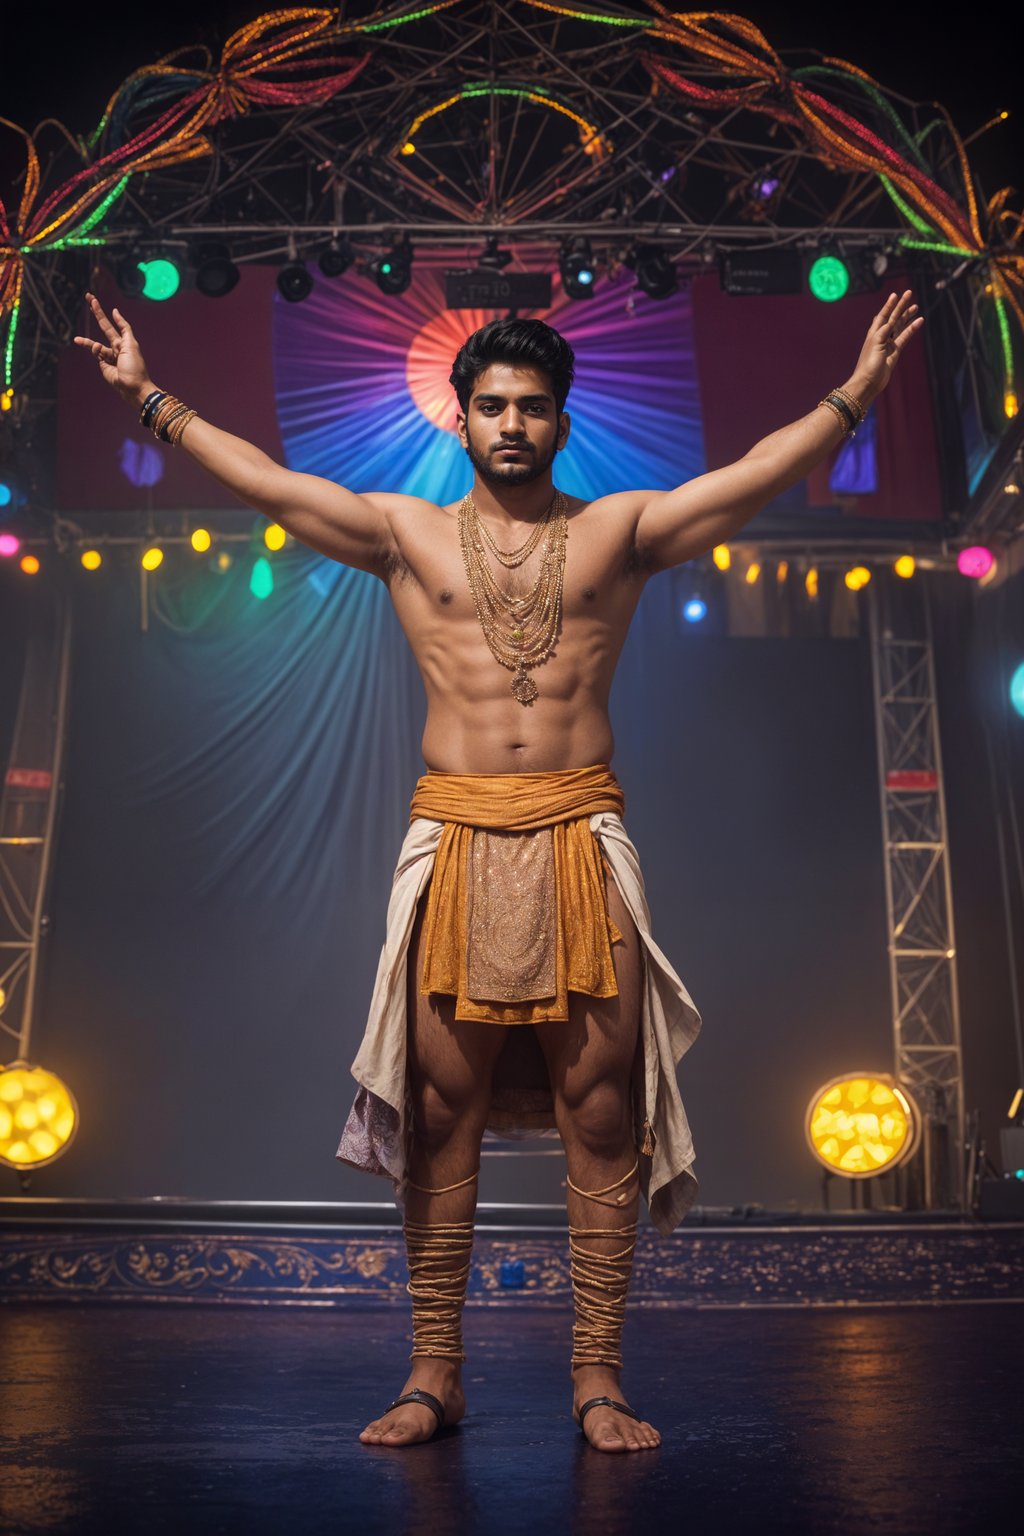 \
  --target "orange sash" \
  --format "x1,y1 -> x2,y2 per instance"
409,765 -> 625,1023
